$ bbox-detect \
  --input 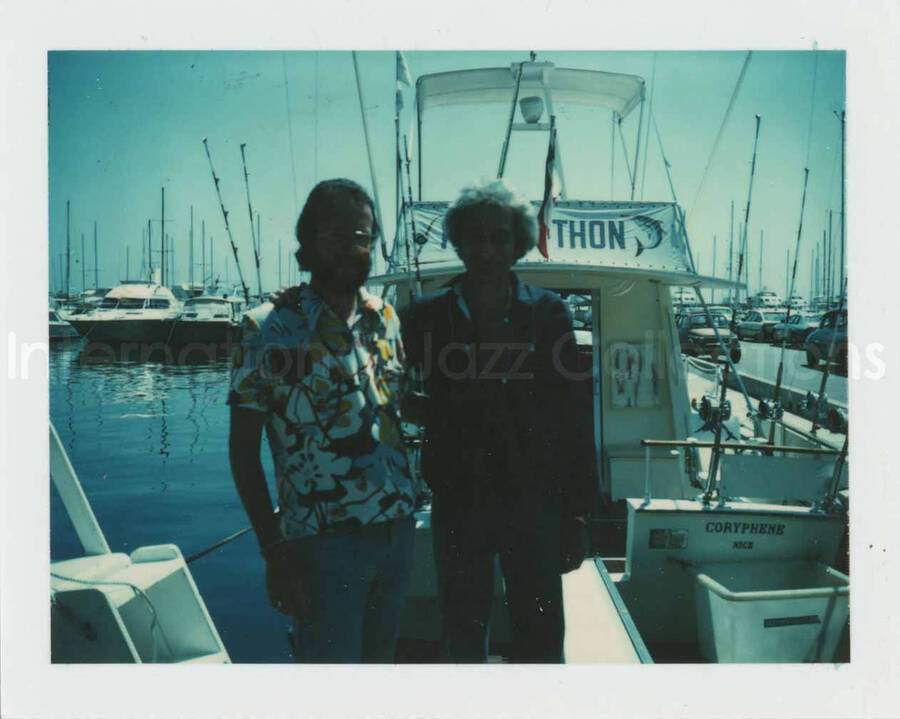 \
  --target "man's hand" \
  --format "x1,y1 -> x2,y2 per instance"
269,285 -> 302,309
264,541 -> 311,620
